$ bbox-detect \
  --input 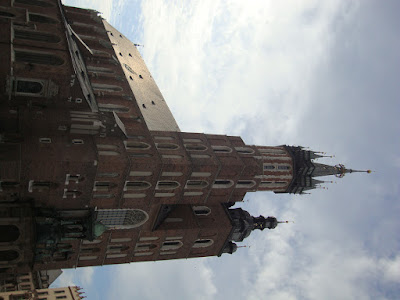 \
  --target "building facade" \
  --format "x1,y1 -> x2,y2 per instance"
0,285 -> 84,300
0,0 -> 369,284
